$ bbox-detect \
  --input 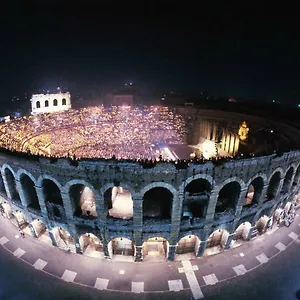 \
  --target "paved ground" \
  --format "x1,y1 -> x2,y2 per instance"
0,212 -> 300,300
